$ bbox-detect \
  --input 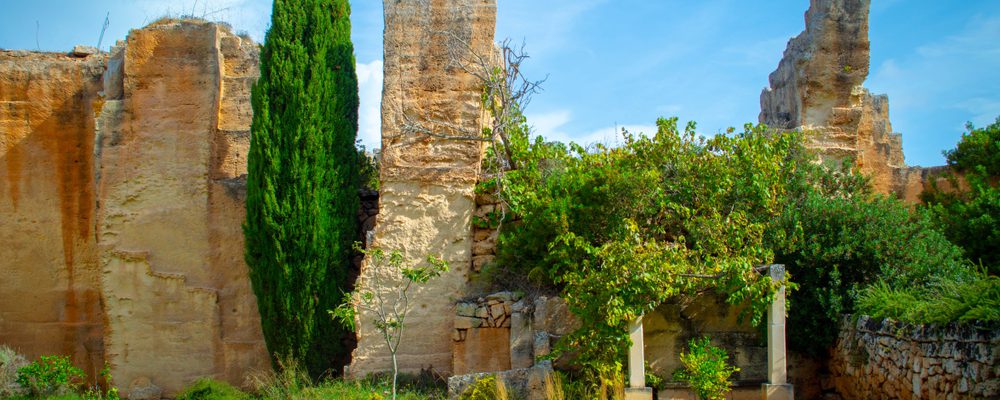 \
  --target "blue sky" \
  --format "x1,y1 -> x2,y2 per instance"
2,1 -> 997,166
